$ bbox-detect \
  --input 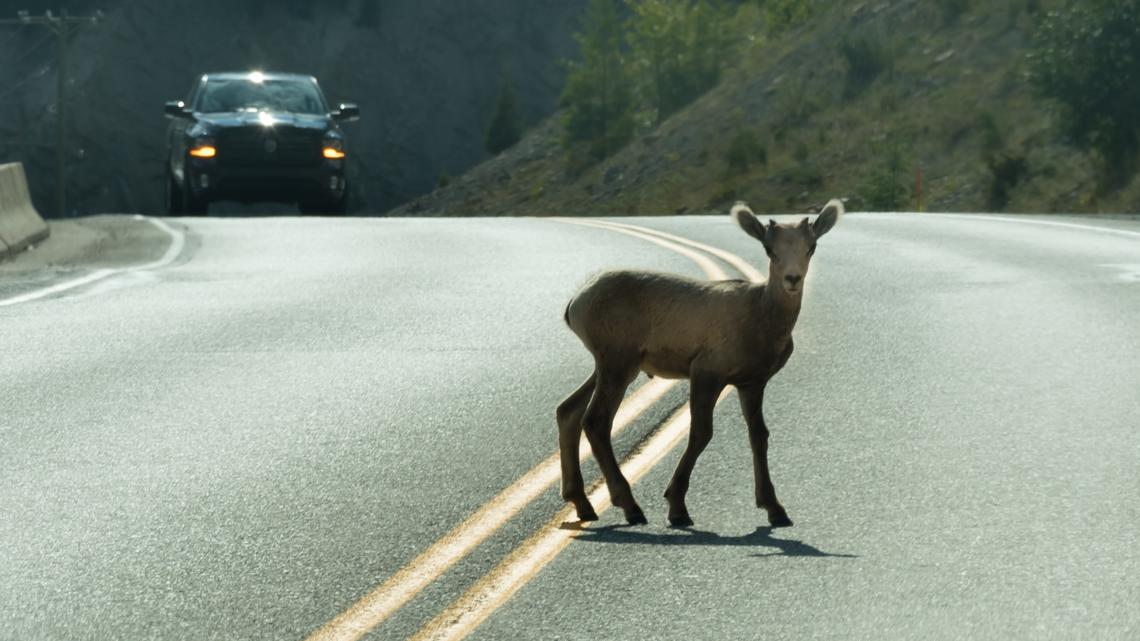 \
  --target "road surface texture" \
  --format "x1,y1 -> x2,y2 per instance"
1,213 -> 1138,641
